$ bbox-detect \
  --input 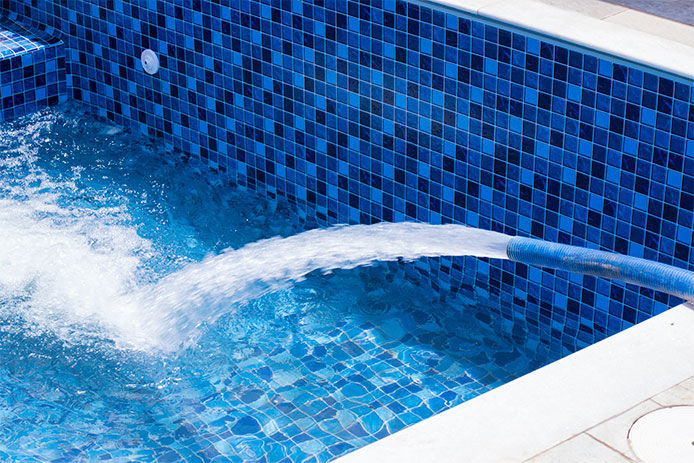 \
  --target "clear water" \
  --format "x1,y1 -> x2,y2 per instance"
0,104 -> 557,462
